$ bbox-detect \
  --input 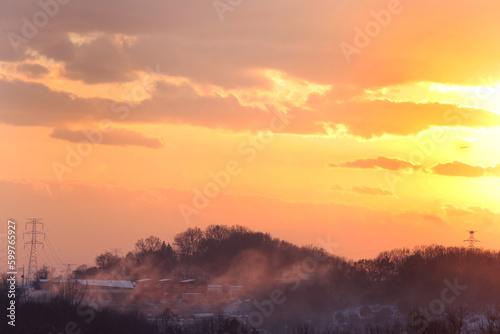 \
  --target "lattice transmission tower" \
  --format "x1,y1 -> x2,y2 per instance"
62,263 -> 78,278
464,230 -> 480,249
24,218 -> 45,285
